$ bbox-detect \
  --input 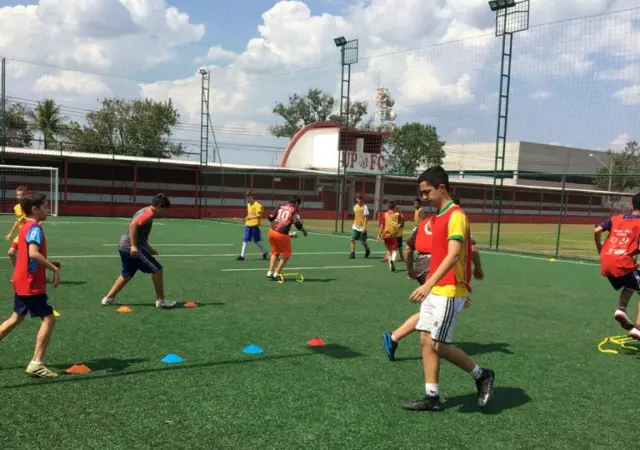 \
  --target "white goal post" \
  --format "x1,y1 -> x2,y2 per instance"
0,164 -> 59,217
